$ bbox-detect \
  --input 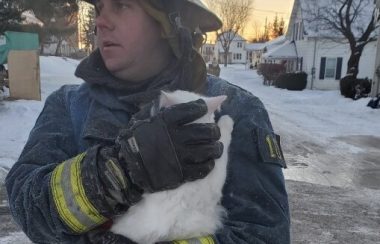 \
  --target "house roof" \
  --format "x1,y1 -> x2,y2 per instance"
288,0 -> 377,38
218,32 -> 246,42
21,11 -> 43,26
245,43 -> 265,51
262,40 -> 298,60
265,35 -> 286,48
